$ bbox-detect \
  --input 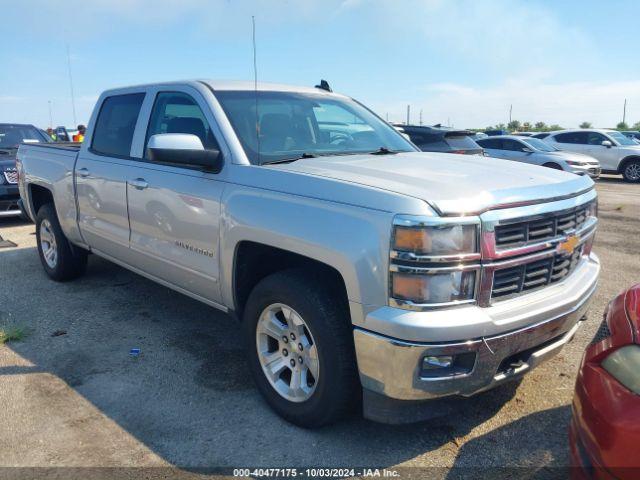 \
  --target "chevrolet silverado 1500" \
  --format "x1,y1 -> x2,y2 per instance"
17,80 -> 600,427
